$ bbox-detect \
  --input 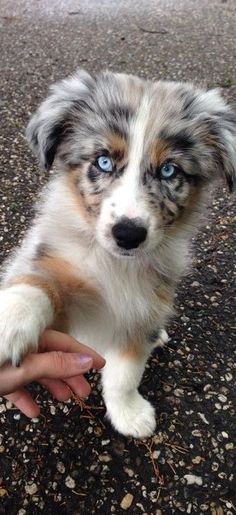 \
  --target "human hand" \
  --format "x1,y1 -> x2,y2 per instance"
0,329 -> 105,418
